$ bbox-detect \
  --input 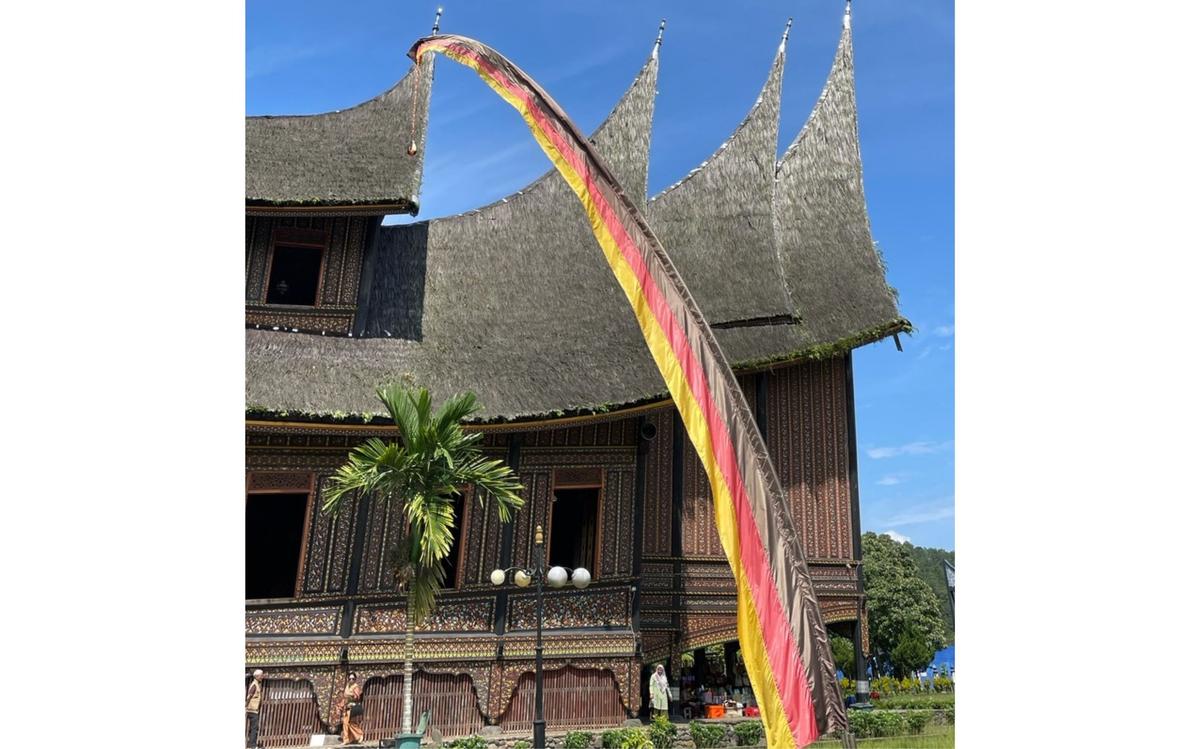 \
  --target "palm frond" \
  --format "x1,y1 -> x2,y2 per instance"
333,385 -> 524,623
434,391 -> 480,434
378,384 -> 420,447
